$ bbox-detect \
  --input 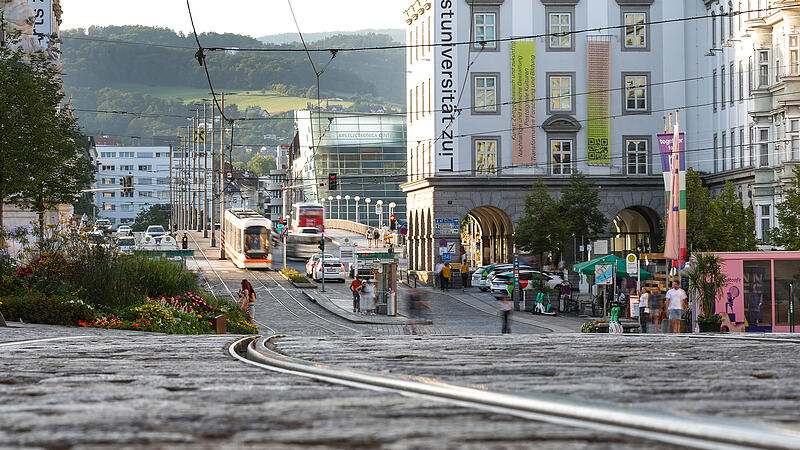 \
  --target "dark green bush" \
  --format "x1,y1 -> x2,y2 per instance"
0,292 -> 94,326
0,274 -> 27,297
